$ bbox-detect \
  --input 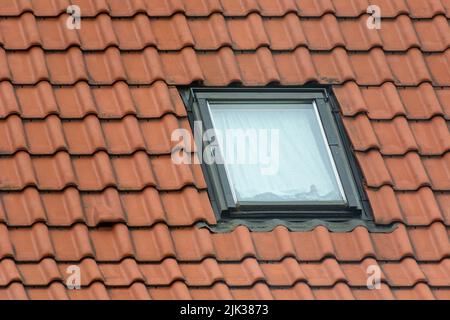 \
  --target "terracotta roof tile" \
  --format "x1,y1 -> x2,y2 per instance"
304,14 -> 345,50
49,223 -> 93,261
328,226 -> 375,261
112,14 -> 156,50
130,224 -> 176,261
66,282 -> 109,300
17,258 -> 62,286
271,282 -> 315,300
299,258 -> 346,286
0,12 -> 40,49
79,14 -> 117,50
139,258 -> 184,285
358,82 -> 407,119
341,283 -> 395,300
426,50 -> 450,85
348,49 -> 394,85
0,282 -> 28,300
97,258 -> 144,286
37,14 -> 80,50
148,281 -> 191,300
414,15 -> 450,52
227,13 -> 269,49
370,224 -> 415,260
220,258 -> 266,286
312,283 -> 355,300
434,289 -> 450,300
0,258 -> 21,286
396,188 -> 445,225
385,152 -> 431,190
392,283 -> 436,300
379,15 -> 420,50
259,257 -> 306,286
422,153 -> 450,190
189,283 -> 233,300
436,192 -> 450,222
187,14 -> 231,50
405,0 -> 448,18
229,282 -> 274,300
46,48 -> 87,85
339,258 -> 383,286
150,14 -> 194,50
410,117 -> 450,155
371,117 -> 418,155
85,47 -> 127,84
26,282 -> 69,300
420,259 -> 450,286
398,83 -> 447,120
